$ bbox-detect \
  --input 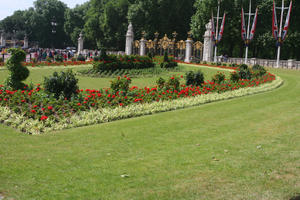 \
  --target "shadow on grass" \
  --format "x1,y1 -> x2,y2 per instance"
290,194 -> 300,200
